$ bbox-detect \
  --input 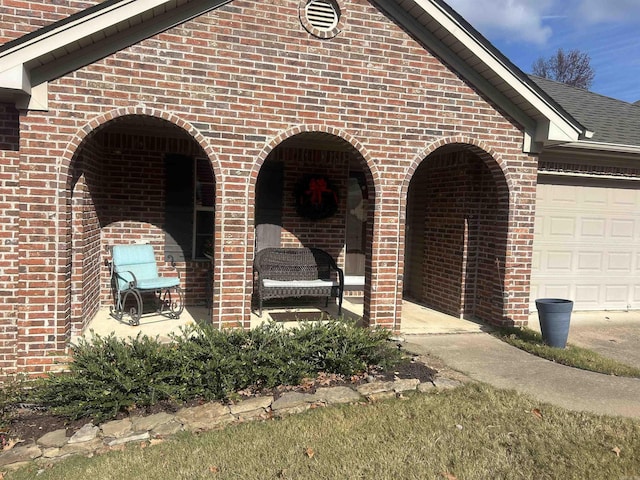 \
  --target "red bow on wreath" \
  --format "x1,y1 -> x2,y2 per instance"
305,178 -> 337,207
295,175 -> 339,220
